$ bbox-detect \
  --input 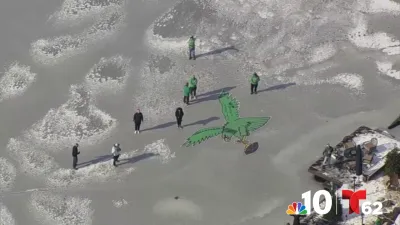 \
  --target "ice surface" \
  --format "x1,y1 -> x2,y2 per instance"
308,43 -> 337,64
31,8 -> 126,66
0,62 -> 37,102
30,192 -> 93,225
0,202 -> 15,225
25,84 -> 117,149
0,158 -> 16,193
7,138 -> 60,177
84,55 -> 133,96
377,61 -> 400,80
49,0 -> 125,26
153,197 -> 203,220
238,198 -> 284,224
